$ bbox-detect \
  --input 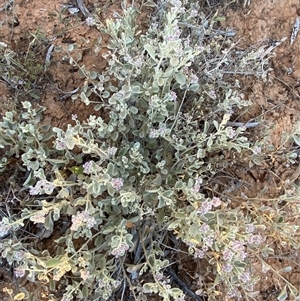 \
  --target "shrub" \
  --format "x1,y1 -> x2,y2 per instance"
1,1 -> 299,300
